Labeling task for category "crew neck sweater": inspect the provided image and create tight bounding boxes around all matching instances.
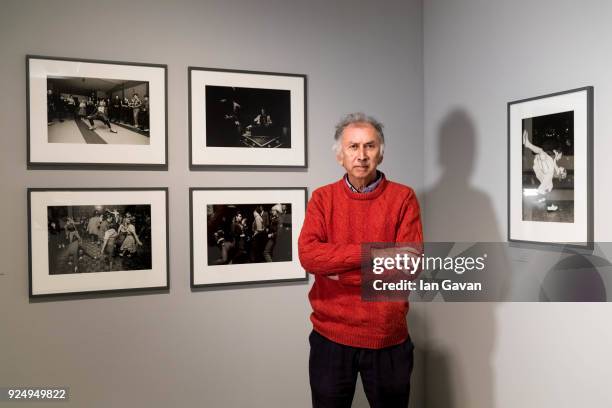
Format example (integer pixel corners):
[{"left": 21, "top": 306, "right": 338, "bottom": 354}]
[{"left": 298, "top": 176, "right": 423, "bottom": 349}]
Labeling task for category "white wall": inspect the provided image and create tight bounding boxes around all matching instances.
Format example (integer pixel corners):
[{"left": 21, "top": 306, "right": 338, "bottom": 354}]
[
  {"left": 0, "top": 0, "right": 424, "bottom": 407},
  {"left": 423, "top": 0, "right": 612, "bottom": 407}
]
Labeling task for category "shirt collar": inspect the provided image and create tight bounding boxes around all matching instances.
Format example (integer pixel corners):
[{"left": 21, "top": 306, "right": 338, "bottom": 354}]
[{"left": 344, "top": 171, "right": 383, "bottom": 193}]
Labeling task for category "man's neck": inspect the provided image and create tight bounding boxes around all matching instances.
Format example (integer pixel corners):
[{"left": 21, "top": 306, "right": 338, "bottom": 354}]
[{"left": 346, "top": 171, "right": 380, "bottom": 192}]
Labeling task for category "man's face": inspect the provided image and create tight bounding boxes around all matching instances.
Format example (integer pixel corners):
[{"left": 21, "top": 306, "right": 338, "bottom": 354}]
[{"left": 337, "top": 123, "right": 383, "bottom": 183}]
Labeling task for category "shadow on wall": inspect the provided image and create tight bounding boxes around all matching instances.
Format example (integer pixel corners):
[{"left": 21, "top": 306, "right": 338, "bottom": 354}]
[
  {"left": 539, "top": 252, "right": 608, "bottom": 301},
  {"left": 416, "top": 109, "right": 607, "bottom": 408},
  {"left": 420, "top": 109, "right": 502, "bottom": 408}
]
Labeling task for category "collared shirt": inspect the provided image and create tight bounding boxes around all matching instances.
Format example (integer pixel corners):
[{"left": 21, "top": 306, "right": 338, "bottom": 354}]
[{"left": 344, "top": 170, "right": 384, "bottom": 193}]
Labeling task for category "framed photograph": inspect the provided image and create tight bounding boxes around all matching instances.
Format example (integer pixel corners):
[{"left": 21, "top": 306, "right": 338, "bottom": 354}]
[
  {"left": 190, "top": 187, "right": 308, "bottom": 287},
  {"left": 189, "top": 67, "right": 307, "bottom": 167},
  {"left": 27, "top": 55, "right": 167, "bottom": 168},
  {"left": 508, "top": 86, "right": 593, "bottom": 248},
  {"left": 28, "top": 188, "right": 169, "bottom": 297}
]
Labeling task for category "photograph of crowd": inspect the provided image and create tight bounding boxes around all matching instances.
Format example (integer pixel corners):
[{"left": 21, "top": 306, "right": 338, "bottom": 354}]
[
  {"left": 522, "top": 110, "right": 574, "bottom": 223},
  {"left": 47, "top": 204, "right": 152, "bottom": 274},
  {"left": 206, "top": 203, "right": 292, "bottom": 265},
  {"left": 47, "top": 76, "right": 151, "bottom": 145},
  {"left": 205, "top": 85, "right": 291, "bottom": 149}
]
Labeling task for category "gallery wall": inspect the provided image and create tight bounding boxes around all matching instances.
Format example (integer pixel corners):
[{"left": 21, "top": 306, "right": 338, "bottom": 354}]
[
  {"left": 0, "top": 0, "right": 424, "bottom": 407},
  {"left": 422, "top": 0, "right": 612, "bottom": 407}
]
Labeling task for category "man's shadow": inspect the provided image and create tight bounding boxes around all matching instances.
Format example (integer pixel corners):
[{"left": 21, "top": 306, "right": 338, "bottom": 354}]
[
  {"left": 417, "top": 109, "right": 504, "bottom": 408},
  {"left": 353, "top": 110, "right": 507, "bottom": 407}
]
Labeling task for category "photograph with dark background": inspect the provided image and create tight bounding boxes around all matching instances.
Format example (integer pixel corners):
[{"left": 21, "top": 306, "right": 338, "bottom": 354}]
[
  {"left": 522, "top": 110, "right": 574, "bottom": 223},
  {"left": 205, "top": 85, "right": 291, "bottom": 149},
  {"left": 206, "top": 203, "right": 292, "bottom": 265}
]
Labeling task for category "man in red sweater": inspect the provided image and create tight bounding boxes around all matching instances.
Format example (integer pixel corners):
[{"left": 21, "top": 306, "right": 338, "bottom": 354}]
[{"left": 298, "top": 112, "right": 422, "bottom": 408}]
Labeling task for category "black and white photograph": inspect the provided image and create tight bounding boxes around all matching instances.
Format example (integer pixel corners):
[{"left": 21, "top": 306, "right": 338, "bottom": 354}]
[
  {"left": 47, "top": 76, "right": 151, "bottom": 145},
  {"left": 189, "top": 67, "right": 306, "bottom": 167},
  {"left": 206, "top": 203, "right": 292, "bottom": 265},
  {"left": 28, "top": 188, "right": 168, "bottom": 297},
  {"left": 522, "top": 111, "right": 574, "bottom": 223},
  {"left": 508, "top": 87, "right": 593, "bottom": 247},
  {"left": 27, "top": 56, "right": 167, "bottom": 167},
  {"left": 191, "top": 188, "right": 307, "bottom": 287},
  {"left": 206, "top": 85, "right": 290, "bottom": 148},
  {"left": 47, "top": 204, "right": 152, "bottom": 274}
]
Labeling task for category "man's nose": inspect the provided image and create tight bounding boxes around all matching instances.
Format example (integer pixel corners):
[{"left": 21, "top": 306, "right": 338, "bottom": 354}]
[{"left": 357, "top": 147, "right": 368, "bottom": 160}]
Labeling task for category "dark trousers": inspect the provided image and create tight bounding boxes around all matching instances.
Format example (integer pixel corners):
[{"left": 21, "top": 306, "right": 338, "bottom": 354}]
[
  {"left": 139, "top": 110, "right": 149, "bottom": 131},
  {"left": 309, "top": 330, "right": 414, "bottom": 408},
  {"left": 88, "top": 112, "right": 111, "bottom": 129},
  {"left": 111, "top": 105, "right": 121, "bottom": 122}
]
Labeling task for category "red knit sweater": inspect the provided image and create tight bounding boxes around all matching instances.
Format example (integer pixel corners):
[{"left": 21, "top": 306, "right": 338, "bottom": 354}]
[{"left": 298, "top": 176, "right": 423, "bottom": 349}]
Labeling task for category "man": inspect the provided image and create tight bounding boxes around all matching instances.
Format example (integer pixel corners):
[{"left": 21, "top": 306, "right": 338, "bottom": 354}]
[
  {"left": 111, "top": 95, "right": 122, "bottom": 123},
  {"left": 231, "top": 211, "right": 249, "bottom": 263},
  {"left": 213, "top": 229, "right": 236, "bottom": 265},
  {"left": 87, "top": 98, "right": 117, "bottom": 133},
  {"left": 47, "top": 89, "right": 55, "bottom": 125},
  {"left": 66, "top": 95, "right": 76, "bottom": 120},
  {"left": 130, "top": 93, "right": 142, "bottom": 129},
  {"left": 253, "top": 107, "right": 272, "bottom": 127},
  {"left": 121, "top": 96, "right": 131, "bottom": 124},
  {"left": 140, "top": 95, "right": 150, "bottom": 132},
  {"left": 263, "top": 204, "right": 282, "bottom": 262},
  {"left": 298, "top": 112, "right": 422, "bottom": 408},
  {"left": 54, "top": 92, "right": 65, "bottom": 123},
  {"left": 250, "top": 206, "right": 267, "bottom": 262},
  {"left": 522, "top": 129, "right": 566, "bottom": 212}
]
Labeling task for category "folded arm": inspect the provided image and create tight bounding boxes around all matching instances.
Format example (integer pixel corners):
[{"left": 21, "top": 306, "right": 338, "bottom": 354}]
[{"left": 298, "top": 191, "right": 363, "bottom": 276}]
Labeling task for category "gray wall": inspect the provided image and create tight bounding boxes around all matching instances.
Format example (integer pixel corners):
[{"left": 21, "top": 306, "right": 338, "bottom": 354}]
[
  {"left": 0, "top": 0, "right": 424, "bottom": 407},
  {"left": 423, "top": 0, "right": 612, "bottom": 407}
]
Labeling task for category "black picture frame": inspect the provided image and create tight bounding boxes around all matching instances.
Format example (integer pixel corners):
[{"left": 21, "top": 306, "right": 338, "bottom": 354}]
[
  {"left": 507, "top": 86, "right": 593, "bottom": 249},
  {"left": 188, "top": 66, "right": 308, "bottom": 169},
  {"left": 190, "top": 187, "right": 309, "bottom": 288},
  {"left": 26, "top": 55, "right": 168, "bottom": 170},
  {"left": 28, "top": 187, "right": 170, "bottom": 298}
]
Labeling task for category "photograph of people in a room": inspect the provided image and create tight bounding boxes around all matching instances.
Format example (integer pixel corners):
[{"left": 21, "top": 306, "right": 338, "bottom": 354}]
[
  {"left": 46, "top": 76, "right": 151, "bottom": 145},
  {"left": 47, "top": 204, "right": 152, "bottom": 274},
  {"left": 522, "top": 110, "right": 574, "bottom": 223},
  {"left": 206, "top": 203, "right": 292, "bottom": 265},
  {"left": 205, "top": 85, "right": 291, "bottom": 148}
]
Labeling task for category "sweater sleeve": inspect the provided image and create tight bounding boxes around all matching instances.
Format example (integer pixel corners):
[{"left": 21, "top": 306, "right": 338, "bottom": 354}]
[
  {"left": 393, "top": 189, "right": 424, "bottom": 282},
  {"left": 298, "top": 189, "right": 363, "bottom": 275},
  {"left": 396, "top": 189, "right": 423, "bottom": 244}
]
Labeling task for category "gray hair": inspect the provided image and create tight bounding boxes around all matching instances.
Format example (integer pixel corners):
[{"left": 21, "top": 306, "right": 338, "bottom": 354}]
[{"left": 332, "top": 112, "right": 385, "bottom": 156}]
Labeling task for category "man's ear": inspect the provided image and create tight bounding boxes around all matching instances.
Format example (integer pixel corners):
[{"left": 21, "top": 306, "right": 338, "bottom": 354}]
[
  {"left": 378, "top": 155, "right": 384, "bottom": 165},
  {"left": 336, "top": 152, "right": 344, "bottom": 165}
]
